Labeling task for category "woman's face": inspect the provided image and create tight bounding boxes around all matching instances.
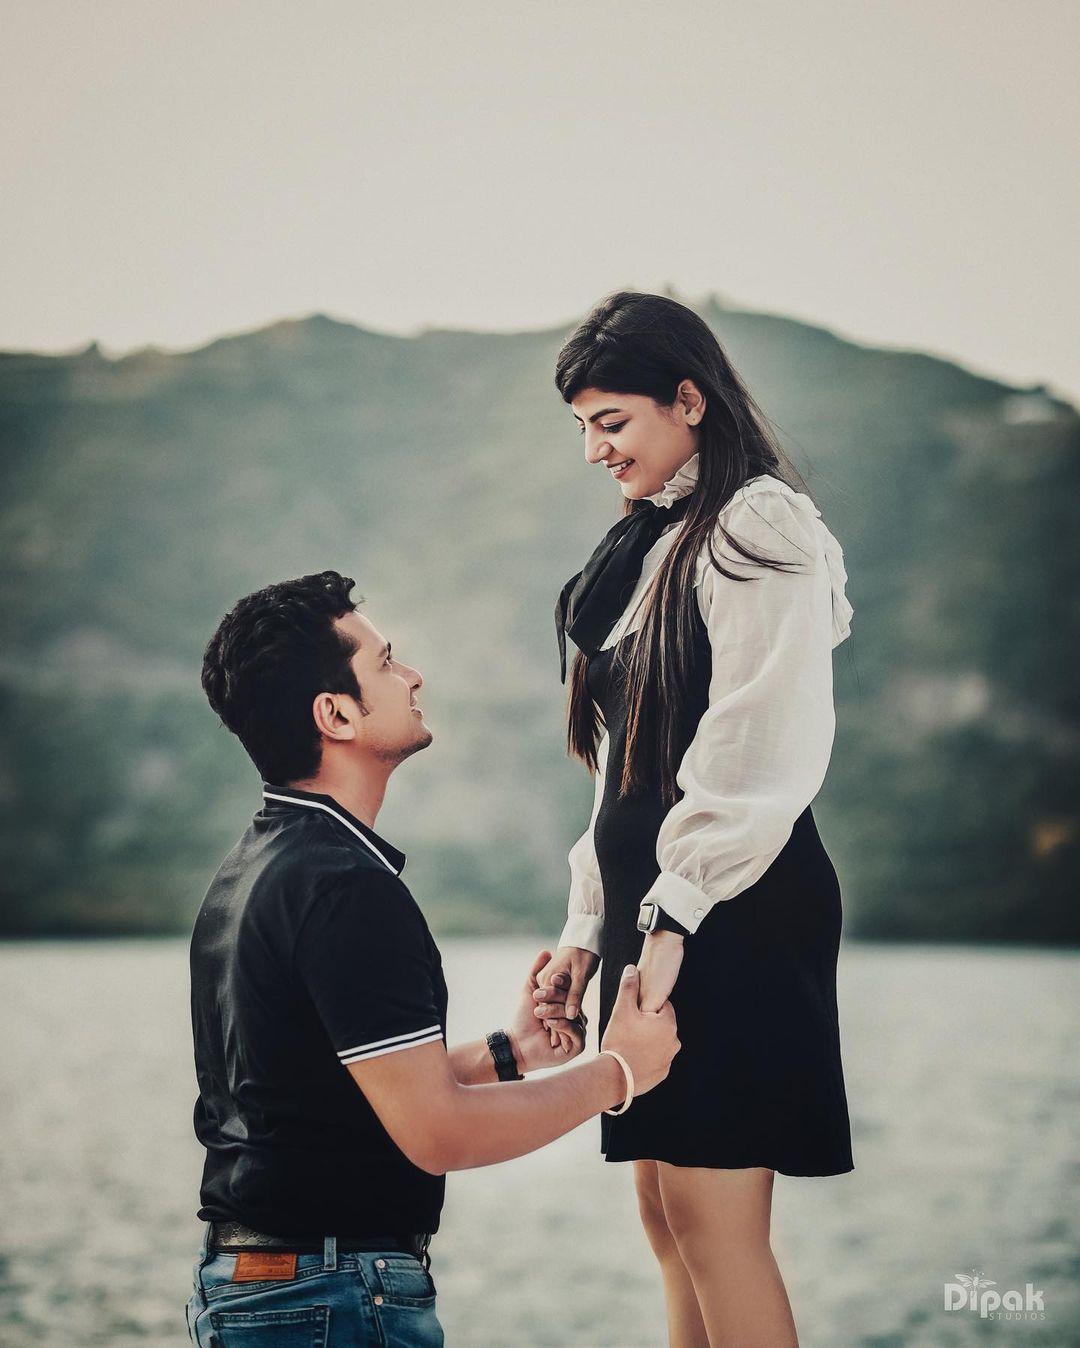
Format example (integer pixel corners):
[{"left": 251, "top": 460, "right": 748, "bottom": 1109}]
[{"left": 570, "top": 382, "right": 705, "bottom": 501}]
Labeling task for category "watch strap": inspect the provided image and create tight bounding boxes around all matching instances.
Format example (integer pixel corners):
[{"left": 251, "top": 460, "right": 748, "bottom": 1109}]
[
  {"left": 653, "top": 906, "right": 692, "bottom": 937},
  {"left": 486, "top": 1029, "right": 523, "bottom": 1081}
]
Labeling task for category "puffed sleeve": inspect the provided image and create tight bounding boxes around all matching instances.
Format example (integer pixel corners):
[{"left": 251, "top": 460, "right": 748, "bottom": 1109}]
[
  {"left": 642, "top": 483, "right": 846, "bottom": 934},
  {"left": 557, "top": 729, "right": 609, "bottom": 955}
]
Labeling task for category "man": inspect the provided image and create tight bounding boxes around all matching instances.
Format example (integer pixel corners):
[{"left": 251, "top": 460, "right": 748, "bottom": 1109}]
[{"left": 185, "top": 570, "right": 679, "bottom": 1346}]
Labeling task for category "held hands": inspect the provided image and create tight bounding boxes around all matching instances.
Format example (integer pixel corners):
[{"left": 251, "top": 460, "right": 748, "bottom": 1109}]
[
  {"left": 528, "top": 939, "right": 682, "bottom": 1101},
  {"left": 533, "top": 946, "right": 600, "bottom": 1054},
  {"left": 530, "top": 935, "right": 684, "bottom": 1042},
  {"left": 509, "top": 950, "right": 587, "bottom": 1072}
]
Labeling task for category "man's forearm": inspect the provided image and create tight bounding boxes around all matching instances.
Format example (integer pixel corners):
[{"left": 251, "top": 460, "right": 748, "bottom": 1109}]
[
  {"left": 448, "top": 1036, "right": 517, "bottom": 1086},
  {"left": 433, "top": 1054, "right": 624, "bottom": 1171}
]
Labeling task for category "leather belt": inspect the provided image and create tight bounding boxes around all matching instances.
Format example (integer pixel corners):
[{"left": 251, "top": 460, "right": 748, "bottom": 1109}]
[{"left": 209, "top": 1220, "right": 432, "bottom": 1266}]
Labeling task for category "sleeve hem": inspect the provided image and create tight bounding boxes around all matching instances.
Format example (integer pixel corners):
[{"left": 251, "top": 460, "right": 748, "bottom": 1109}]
[
  {"left": 558, "top": 913, "right": 604, "bottom": 956},
  {"left": 643, "top": 872, "right": 713, "bottom": 936},
  {"left": 337, "top": 1024, "right": 444, "bottom": 1065}
]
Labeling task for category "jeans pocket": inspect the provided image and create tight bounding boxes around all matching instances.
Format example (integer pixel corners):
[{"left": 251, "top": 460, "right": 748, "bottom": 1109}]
[
  {"left": 204, "top": 1304, "right": 329, "bottom": 1347},
  {"left": 373, "top": 1254, "right": 436, "bottom": 1306}
]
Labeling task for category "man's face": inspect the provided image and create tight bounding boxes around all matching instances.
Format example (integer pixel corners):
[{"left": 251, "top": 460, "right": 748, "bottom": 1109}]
[{"left": 336, "top": 610, "right": 432, "bottom": 764}]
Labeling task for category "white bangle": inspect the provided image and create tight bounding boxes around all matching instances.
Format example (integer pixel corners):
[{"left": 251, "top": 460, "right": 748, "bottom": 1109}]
[{"left": 599, "top": 1049, "right": 634, "bottom": 1116}]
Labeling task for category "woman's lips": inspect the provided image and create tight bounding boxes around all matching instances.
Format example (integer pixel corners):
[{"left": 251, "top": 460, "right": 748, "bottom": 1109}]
[{"left": 610, "top": 459, "right": 635, "bottom": 479}]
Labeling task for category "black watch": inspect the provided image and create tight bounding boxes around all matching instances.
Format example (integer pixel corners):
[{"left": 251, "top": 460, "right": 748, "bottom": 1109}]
[
  {"left": 636, "top": 900, "right": 691, "bottom": 938},
  {"left": 486, "top": 1029, "right": 524, "bottom": 1081}
]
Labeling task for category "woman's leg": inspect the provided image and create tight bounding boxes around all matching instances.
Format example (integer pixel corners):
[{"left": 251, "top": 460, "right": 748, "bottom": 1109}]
[
  {"left": 656, "top": 1164, "right": 799, "bottom": 1348},
  {"left": 633, "top": 1160, "right": 710, "bottom": 1348}
]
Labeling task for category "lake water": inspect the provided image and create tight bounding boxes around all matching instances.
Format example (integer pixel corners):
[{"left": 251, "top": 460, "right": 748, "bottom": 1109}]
[{"left": 1, "top": 938, "right": 1077, "bottom": 1347}]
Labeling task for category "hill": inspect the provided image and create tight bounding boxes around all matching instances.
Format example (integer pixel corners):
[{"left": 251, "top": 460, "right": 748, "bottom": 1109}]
[{"left": 1, "top": 299, "right": 1076, "bottom": 941}]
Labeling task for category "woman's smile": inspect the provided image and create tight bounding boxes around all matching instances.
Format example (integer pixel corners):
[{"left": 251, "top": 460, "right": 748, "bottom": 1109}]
[{"left": 609, "top": 458, "right": 636, "bottom": 479}]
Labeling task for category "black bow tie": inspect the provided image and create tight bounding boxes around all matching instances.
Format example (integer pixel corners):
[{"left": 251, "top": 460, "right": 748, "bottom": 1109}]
[{"left": 555, "top": 494, "right": 693, "bottom": 683}]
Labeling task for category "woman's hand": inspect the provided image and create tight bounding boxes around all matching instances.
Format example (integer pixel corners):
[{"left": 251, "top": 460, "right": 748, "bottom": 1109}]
[
  {"left": 534, "top": 946, "right": 599, "bottom": 1023},
  {"left": 510, "top": 950, "right": 586, "bottom": 1071},
  {"left": 533, "top": 945, "right": 600, "bottom": 1053},
  {"left": 637, "top": 930, "right": 685, "bottom": 1012}
]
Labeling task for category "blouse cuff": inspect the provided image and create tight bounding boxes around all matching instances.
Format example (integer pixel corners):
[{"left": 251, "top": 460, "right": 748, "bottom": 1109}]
[
  {"left": 558, "top": 913, "right": 604, "bottom": 956},
  {"left": 642, "top": 872, "right": 712, "bottom": 936}
]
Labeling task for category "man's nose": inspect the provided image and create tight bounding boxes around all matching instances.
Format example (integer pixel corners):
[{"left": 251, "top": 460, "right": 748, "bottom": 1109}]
[{"left": 408, "top": 665, "right": 424, "bottom": 691}]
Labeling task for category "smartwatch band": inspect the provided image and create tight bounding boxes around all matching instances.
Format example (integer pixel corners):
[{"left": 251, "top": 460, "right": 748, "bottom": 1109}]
[{"left": 655, "top": 907, "right": 692, "bottom": 937}]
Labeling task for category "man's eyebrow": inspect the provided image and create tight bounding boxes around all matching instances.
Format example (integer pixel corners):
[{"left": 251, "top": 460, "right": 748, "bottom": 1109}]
[{"left": 573, "top": 407, "right": 624, "bottom": 424}]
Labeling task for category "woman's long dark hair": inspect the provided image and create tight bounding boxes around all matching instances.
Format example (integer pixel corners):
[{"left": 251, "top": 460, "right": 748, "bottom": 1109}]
[{"left": 556, "top": 291, "right": 813, "bottom": 804}]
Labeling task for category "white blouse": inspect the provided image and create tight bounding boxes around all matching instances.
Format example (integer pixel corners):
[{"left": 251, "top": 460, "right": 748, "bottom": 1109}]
[{"left": 558, "top": 453, "right": 854, "bottom": 954}]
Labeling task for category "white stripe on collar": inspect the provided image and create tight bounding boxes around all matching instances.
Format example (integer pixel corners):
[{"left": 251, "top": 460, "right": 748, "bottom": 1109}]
[{"left": 262, "top": 791, "right": 404, "bottom": 876}]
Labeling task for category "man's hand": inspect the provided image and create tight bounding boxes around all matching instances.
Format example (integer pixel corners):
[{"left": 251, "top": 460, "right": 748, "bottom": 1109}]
[
  {"left": 637, "top": 930, "right": 685, "bottom": 1013},
  {"left": 533, "top": 945, "right": 600, "bottom": 1053},
  {"left": 510, "top": 950, "right": 586, "bottom": 1071},
  {"left": 600, "top": 965, "right": 680, "bottom": 1096}
]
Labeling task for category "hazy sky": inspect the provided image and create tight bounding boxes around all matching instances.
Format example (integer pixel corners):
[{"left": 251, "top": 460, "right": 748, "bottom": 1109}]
[{"left": 4, "top": 0, "right": 1078, "bottom": 402}]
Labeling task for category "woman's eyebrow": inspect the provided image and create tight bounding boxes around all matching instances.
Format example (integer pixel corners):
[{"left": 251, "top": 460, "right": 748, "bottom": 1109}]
[{"left": 574, "top": 407, "right": 623, "bottom": 424}]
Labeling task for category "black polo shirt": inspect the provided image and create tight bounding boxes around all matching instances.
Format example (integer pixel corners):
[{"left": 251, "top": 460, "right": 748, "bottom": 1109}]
[{"left": 189, "top": 782, "right": 448, "bottom": 1236}]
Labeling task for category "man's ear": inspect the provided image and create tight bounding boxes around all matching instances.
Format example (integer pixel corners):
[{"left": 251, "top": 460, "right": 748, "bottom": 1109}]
[{"left": 311, "top": 693, "right": 359, "bottom": 743}]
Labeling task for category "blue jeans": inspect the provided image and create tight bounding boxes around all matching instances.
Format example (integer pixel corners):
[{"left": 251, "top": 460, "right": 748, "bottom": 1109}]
[{"left": 185, "top": 1223, "right": 444, "bottom": 1347}]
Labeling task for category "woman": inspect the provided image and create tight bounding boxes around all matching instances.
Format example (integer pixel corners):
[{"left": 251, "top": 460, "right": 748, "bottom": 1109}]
[{"left": 534, "top": 292, "right": 855, "bottom": 1348}]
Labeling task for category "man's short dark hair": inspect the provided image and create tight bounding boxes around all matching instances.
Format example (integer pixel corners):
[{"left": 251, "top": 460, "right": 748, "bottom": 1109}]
[{"left": 202, "top": 570, "right": 363, "bottom": 783}]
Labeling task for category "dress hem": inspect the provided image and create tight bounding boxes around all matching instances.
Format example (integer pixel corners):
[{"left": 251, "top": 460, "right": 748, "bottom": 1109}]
[{"left": 601, "top": 1151, "right": 855, "bottom": 1178}]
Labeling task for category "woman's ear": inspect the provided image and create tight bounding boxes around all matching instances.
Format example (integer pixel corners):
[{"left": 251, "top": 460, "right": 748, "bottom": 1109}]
[{"left": 677, "top": 379, "right": 706, "bottom": 427}]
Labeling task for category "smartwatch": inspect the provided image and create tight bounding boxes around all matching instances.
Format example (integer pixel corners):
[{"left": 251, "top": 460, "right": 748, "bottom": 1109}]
[
  {"left": 486, "top": 1029, "right": 524, "bottom": 1081},
  {"left": 636, "top": 900, "right": 691, "bottom": 938}
]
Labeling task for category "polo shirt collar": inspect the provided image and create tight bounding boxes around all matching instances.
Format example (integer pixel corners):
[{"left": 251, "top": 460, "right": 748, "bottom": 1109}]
[{"left": 260, "top": 782, "right": 407, "bottom": 876}]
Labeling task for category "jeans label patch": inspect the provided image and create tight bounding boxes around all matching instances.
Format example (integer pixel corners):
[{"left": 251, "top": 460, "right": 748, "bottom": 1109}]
[{"left": 231, "top": 1252, "right": 298, "bottom": 1281}]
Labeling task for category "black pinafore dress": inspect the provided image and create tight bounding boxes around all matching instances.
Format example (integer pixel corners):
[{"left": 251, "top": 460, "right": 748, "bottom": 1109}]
[{"left": 590, "top": 599, "right": 854, "bottom": 1175}]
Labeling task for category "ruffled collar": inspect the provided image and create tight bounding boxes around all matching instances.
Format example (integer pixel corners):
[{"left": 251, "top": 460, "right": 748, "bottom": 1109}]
[{"left": 645, "top": 452, "right": 700, "bottom": 507}]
